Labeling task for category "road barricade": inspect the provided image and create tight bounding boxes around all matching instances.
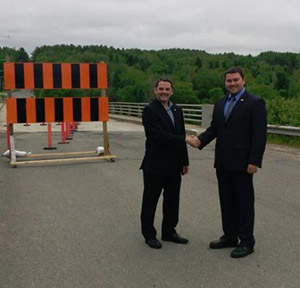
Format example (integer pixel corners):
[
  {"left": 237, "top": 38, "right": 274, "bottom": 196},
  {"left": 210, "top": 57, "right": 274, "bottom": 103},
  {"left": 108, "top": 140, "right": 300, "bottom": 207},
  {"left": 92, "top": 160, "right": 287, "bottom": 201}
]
[{"left": 3, "top": 62, "right": 115, "bottom": 167}]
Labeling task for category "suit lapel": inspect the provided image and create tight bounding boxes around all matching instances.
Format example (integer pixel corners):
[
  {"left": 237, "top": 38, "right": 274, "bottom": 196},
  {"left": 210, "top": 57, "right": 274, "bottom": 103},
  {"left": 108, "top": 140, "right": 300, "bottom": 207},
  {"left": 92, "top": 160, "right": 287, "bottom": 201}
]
[
  {"left": 171, "top": 105, "right": 180, "bottom": 132},
  {"left": 154, "top": 99, "right": 175, "bottom": 131}
]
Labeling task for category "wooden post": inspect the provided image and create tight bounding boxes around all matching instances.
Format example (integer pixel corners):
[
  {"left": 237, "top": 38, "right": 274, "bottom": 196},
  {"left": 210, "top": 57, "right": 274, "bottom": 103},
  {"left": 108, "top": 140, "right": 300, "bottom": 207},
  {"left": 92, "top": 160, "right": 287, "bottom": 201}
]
[
  {"left": 9, "top": 133, "right": 17, "bottom": 168},
  {"left": 6, "top": 125, "right": 10, "bottom": 150},
  {"left": 101, "top": 88, "right": 110, "bottom": 156}
]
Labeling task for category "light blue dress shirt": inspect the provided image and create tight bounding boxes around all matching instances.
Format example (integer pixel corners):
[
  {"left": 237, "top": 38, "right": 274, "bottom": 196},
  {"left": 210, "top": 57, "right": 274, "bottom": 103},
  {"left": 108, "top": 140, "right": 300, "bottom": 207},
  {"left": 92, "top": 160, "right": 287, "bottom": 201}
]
[{"left": 224, "top": 88, "right": 245, "bottom": 117}]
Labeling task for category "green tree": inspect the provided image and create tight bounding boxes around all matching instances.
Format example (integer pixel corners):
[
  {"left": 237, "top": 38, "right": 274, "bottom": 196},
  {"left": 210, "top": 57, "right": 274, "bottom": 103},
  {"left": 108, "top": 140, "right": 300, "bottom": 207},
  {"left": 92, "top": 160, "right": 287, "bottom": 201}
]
[
  {"left": 195, "top": 56, "right": 202, "bottom": 69},
  {"left": 275, "top": 71, "right": 289, "bottom": 91},
  {"left": 172, "top": 82, "right": 199, "bottom": 104},
  {"left": 16, "top": 47, "right": 29, "bottom": 62},
  {"left": 192, "top": 70, "right": 223, "bottom": 100}
]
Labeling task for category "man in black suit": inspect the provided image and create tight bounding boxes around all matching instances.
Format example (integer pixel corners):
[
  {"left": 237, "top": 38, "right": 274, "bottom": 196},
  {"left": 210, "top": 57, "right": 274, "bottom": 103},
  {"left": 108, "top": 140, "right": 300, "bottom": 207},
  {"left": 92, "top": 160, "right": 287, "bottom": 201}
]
[
  {"left": 140, "top": 77, "right": 193, "bottom": 249},
  {"left": 189, "top": 67, "right": 267, "bottom": 258}
]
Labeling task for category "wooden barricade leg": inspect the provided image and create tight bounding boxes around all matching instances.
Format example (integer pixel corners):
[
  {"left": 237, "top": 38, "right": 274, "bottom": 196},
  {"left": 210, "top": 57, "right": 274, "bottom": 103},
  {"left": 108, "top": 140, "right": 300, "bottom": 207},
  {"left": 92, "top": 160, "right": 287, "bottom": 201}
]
[
  {"left": 101, "top": 87, "right": 114, "bottom": 162},
  {"left": 103, "top": 121, "right": 109, "bottom": 156},
  {"left": 9, "top": 124, "right": 17, "bottom": 168},
  {"left": 6, "top": 124, "right": 10, "bottom": 150}
]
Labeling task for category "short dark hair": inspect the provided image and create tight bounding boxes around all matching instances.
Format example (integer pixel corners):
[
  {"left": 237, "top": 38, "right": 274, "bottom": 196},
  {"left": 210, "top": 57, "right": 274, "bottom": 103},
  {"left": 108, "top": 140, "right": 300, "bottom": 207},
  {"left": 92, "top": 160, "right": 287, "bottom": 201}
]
[
  {"left": 154, "top": 76, "right": 173, "bottom": 89},
  {"left": 224, "top": 67, "right": 245, "bottom": 79}
]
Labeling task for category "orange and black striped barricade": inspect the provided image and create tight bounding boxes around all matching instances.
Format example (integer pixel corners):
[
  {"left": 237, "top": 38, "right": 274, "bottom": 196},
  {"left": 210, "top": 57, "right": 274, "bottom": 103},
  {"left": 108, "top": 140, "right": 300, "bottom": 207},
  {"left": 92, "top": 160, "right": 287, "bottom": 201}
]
[
  {"left": 5, "top": 96, "right": 115, "bottom": 166},
  {"left": 4, "top": 61, "right": 115, "bottom": 167},
  {"left": 4, "top": 62, "right": 107, "bottom": 90}
]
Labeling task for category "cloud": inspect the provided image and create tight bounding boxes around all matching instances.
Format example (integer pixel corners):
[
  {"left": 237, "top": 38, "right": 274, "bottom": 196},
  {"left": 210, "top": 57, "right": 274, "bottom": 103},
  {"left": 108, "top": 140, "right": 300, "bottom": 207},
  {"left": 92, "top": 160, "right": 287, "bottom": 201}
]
[{"left": 1, "top": 0, "right": 300, "bottom": 55}]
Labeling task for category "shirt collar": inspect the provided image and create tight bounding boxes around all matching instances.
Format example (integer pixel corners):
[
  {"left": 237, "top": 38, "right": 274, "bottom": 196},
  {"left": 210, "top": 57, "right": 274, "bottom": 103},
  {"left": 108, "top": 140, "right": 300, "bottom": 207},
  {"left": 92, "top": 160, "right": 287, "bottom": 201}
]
[
  {"left": 159, "top": 100, "right": 173, "bottom": 110},
  {"left": 228, "top": 88, "right": 245, "bottom": 102}
]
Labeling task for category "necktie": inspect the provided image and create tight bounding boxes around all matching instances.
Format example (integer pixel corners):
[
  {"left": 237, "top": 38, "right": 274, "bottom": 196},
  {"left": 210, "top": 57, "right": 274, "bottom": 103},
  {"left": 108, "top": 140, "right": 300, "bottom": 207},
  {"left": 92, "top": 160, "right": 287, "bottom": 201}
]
[{"left": 225, "top": 96, "right": 236, "bottom": 121}]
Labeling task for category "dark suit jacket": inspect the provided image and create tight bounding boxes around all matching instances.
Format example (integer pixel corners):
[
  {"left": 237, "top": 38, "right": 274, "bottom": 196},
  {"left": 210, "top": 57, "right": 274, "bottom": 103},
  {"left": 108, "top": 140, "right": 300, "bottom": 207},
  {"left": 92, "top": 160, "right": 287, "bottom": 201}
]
[
  {"left": 140, "top": 98, "right": 189, "bottom": 175},
  {"left": 199, "top": 90, "right": 267, "bottom": 171}
]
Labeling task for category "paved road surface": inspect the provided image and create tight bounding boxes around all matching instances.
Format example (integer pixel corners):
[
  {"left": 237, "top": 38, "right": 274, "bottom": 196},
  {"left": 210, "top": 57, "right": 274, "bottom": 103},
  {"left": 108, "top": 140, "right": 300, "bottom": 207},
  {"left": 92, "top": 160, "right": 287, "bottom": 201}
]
[{"left": 0, "top": 111, "right": 300, "bottom": 287}]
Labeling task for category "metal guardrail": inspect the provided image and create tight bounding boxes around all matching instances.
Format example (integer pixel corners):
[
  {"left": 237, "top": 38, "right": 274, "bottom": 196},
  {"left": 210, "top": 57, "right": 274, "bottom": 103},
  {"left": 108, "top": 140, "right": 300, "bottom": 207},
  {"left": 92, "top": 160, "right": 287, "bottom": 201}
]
[
  {"left": 267, "top": 125, "right": 300, "bottom": 137},
  {"left": 109, "top": 101, "right": 300, "bottom": 137},
  {"left": 109, "top": 102, "right": 202, "bottom": 124},
  {"left": 109, "top": 102, "right": 147, "bottom": 118}
]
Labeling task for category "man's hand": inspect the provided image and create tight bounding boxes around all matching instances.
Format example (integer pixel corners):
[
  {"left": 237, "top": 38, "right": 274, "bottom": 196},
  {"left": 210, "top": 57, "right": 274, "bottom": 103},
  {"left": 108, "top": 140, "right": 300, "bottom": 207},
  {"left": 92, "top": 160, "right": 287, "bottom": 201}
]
[
  {"left": 185, "top": 135, "right": 201, "bottom": 148},
  {"left": 247, "top": 164, "right": 258, "bottom": 174}
]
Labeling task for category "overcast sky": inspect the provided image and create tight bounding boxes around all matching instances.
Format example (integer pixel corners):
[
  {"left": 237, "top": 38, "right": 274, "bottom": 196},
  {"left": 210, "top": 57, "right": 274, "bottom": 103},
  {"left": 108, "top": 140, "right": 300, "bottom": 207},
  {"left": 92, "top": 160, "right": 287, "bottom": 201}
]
[{"left": 1, "top": 0, "right": 300, "bottom": 56}]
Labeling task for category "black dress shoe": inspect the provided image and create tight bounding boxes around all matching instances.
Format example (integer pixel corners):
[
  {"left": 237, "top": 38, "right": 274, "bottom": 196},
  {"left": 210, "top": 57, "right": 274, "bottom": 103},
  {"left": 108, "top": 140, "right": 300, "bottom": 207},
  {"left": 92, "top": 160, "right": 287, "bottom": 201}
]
[
  {"left": 161, "top": 233, "right": 189, "bottom": 244},
  {"left": 145, "top": 238, "right": 162, "bottom": 249},
  {"left": 209, "top": 239, "right": 238, "bottom": 249},
  {"left": 231, "top": 246, "right": 254, "bottom": 258}
]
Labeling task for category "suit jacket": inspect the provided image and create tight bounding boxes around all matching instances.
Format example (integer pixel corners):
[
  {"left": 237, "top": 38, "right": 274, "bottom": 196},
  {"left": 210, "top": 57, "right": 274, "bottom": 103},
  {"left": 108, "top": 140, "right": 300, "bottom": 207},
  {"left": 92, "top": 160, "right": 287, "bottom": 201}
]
[
  {"left": 199, "top": 90, "right": 267, "bottom": 171},
  {"left": 140, "top": 98, "right": 189, "bottom": 175}
]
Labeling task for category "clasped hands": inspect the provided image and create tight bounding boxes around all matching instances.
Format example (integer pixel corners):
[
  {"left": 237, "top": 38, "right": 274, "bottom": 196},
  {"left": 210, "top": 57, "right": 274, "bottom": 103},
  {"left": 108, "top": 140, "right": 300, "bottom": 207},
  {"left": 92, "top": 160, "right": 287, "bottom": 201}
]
[{"left": 185, "top": 135, "right": 201, "bottom": 148}]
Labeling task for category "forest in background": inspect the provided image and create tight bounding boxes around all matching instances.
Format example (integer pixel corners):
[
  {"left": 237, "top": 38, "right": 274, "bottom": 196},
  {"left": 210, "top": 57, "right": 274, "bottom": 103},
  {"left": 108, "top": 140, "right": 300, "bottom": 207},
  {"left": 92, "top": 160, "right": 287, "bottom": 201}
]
[{"left": 1, "top": 45, "right": 300, "bottom": 126}]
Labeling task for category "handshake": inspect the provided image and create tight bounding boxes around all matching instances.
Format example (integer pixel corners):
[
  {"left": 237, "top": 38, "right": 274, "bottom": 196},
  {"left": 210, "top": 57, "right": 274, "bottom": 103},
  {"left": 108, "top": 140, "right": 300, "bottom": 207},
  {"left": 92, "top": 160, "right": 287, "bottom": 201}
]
[{"left": 185, "top": 135, "right": 201, "bottom": 148}]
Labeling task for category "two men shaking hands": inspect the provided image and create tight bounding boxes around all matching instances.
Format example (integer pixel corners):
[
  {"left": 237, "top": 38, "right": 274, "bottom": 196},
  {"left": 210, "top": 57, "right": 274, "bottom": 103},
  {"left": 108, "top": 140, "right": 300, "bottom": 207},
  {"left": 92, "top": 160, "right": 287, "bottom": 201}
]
[{"left": 185, "top": 135, "right": 201, "bottom": 148}]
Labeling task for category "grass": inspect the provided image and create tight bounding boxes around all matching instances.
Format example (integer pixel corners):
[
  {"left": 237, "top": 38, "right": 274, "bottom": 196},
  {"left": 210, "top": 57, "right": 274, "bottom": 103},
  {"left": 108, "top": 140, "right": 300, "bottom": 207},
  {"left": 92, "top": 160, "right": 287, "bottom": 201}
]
[{"left": 267, "top": 134, "right": 300, "bottom": 148}]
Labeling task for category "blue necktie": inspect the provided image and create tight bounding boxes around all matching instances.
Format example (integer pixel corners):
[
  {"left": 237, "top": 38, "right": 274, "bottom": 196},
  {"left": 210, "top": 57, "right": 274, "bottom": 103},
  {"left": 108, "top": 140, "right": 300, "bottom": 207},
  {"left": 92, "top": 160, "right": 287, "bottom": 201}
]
[{"left": 225, "top": 96, "right": 236, "bottom": 121}]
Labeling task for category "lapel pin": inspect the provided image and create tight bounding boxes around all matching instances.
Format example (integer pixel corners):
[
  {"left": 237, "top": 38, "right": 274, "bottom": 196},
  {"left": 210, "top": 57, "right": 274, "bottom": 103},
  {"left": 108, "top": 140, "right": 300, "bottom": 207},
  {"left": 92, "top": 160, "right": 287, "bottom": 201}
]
[{"left": 240, "top": 99, "right": 244, "bottom": 102}]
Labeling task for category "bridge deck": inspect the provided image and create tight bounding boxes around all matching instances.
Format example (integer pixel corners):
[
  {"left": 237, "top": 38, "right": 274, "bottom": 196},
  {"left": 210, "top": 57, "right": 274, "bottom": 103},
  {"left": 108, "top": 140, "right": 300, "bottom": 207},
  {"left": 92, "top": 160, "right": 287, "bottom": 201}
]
[{"left": 0, "top": 106, "right": 300, "bottom": 288}]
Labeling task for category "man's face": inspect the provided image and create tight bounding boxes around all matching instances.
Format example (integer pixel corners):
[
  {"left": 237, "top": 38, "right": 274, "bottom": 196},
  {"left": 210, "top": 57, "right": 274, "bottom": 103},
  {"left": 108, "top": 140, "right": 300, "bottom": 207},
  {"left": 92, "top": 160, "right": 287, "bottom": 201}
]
[
  {"left": 154, "top": 81, "right": 173, "bottom": 104},
  {"left": 225, "top": 72, "right": 245, "bottom": 94}
]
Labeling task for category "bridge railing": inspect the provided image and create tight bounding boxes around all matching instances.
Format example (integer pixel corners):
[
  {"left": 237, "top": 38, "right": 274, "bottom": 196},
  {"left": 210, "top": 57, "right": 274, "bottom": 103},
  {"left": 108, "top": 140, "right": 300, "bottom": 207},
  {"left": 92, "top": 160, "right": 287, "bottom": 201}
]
[
  {"left": 108, "top": 102, "right": 203, "bottom": 124},
  {"left": 109, "top": 102, "right": 147, "bottom": 118},
  {"left": 109, "top": 101, "right": 300, "bottom": 137}
]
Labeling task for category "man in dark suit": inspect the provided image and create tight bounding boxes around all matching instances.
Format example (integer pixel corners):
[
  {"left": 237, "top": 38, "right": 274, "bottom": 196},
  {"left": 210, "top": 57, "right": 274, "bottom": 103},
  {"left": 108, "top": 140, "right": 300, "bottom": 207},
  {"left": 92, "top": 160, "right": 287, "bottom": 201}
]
[
  {"left": 189, "top": 67, "right": 267, "bottom": 258},
  {"left": 140, "top": 76, "right": 193, "bottom": 249}
]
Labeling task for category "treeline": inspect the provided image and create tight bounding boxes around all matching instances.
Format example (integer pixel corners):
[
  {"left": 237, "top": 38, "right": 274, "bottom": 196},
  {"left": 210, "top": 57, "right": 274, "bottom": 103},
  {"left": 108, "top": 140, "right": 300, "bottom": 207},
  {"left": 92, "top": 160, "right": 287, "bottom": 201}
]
[{"left": 1, "top": 45, "right": 300, "bottom": 126}]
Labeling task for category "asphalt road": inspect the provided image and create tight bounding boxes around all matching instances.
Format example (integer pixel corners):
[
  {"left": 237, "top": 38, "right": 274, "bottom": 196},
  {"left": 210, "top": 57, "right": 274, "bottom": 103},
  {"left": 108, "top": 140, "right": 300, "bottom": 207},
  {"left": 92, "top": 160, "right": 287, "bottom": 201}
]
[{"left": 0, "top": 120, "right": 300, "bottom": 288}]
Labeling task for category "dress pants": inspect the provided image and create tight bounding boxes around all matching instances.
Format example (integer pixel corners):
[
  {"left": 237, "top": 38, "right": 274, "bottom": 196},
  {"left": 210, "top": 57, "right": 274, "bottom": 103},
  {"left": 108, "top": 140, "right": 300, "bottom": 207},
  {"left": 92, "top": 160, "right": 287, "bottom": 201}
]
[
  {"left": 216, "top": 167, "right": 255, "bottom": 248},
  {"left": 141, "top": 171, "right": 182, "bottom": 240}
]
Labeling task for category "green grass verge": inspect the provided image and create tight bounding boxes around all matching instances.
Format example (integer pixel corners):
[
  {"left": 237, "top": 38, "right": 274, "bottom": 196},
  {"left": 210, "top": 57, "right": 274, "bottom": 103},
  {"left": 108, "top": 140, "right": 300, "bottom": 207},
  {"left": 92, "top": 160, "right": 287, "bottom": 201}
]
[{"left": 267, "top": 134, "right": 300, "bottom": 148}]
